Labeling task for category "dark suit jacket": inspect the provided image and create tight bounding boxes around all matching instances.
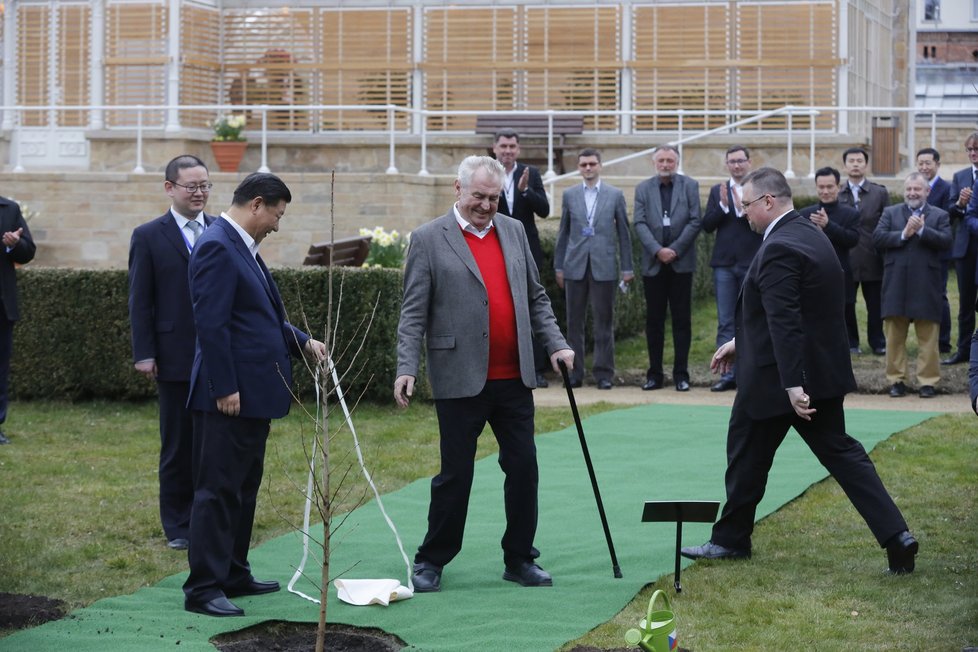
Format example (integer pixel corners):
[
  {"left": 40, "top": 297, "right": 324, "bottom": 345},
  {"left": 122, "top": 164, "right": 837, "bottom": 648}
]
[
  {"left": 948, "top": 167, "right": 977, "bottom": 259},
  {"left": 702, "top": 181, "right": 761, "bottom": 269},
  {"left": 735, "top": 211, "right": 856, "bottom": 420},
  {"left": 497, "top": 162, "right": 549, "bottom": 269},
  {"left": 128, "top": 211, "right": 215, "bottom": 382},
  {"left": 873, "top": 203, "right": 951, "bottom": 322},
  {"left": 798, "top": 201, "right": 859, "bottom": 275},
  {"left": 187, "top": 217, "right": 309, "bottom": 419},
  {"left": 927, "top": 177, "right": 953, "bottom": 261},
  {"left": 0, "top": 198, "right": 35, "bottom": 322},
  {"left": 838, "top": 179, "right": 889, "bottom": 282},
  {"left": 633, "top": 174, "right": 702, "bottom": 276}
]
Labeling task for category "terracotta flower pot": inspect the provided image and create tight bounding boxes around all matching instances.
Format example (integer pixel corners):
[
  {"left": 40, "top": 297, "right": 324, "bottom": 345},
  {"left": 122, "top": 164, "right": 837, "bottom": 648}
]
[{"left": 210, "top": 141, "right": 247, "bottom": 172}]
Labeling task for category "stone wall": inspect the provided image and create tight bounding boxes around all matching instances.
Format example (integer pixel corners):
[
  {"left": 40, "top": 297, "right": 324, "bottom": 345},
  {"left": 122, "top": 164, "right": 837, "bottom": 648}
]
[{"left": 7, "top": 123, "right": 978, "bottom": 270}]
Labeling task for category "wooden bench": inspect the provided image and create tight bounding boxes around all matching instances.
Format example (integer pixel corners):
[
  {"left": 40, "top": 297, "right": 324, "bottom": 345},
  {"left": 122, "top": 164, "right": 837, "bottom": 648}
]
[
  {"left": 475, "top": 114, "right": 585, "bottom": 175},
  {"left": 302, "top": 235, "right": 372, "bottom": 267}
]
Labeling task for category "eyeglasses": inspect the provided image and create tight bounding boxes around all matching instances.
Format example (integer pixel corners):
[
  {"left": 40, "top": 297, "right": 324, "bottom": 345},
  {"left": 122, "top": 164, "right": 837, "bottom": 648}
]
[
  {"left": 740, "top": 194, "right": 772, "bottom": 211},
  {"left": 169, "top": 181, "right": 213, "bottom": 194},
  {"left": 726, "top": 158, "right": 749, "bottom": 165},
  {"left": 967, "top": 147, "right": 978, "bottom": 153}
]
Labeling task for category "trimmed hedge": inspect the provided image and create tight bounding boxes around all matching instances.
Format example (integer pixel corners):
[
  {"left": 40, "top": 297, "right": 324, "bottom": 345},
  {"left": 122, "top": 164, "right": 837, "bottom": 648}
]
[{"left": 11, "top": 229, "right": 718, "bottom": 402}]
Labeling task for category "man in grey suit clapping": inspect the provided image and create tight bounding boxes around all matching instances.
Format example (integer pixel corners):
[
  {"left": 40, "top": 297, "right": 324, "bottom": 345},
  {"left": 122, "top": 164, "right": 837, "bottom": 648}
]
[
  {"left": 554, "top": 148, "right": 634, "bottom": 390},
  {"left": 394, "top": 156, "right": 574, "bottom": 593}
]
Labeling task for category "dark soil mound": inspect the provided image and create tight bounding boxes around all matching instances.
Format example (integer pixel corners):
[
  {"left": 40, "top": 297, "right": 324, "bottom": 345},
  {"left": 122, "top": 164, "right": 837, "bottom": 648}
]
[
  {"left": 0, "top": 593, "right": 67, "bottom": 630},
  {"left": 213, "top": 620, "right": 405, "bottom": 651}
]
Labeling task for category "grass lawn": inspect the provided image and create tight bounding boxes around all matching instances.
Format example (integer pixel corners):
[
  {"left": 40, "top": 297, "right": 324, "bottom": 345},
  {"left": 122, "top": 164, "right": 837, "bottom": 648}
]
[{"left": 1, "top": 397, "right": 975, "bottom": 649}]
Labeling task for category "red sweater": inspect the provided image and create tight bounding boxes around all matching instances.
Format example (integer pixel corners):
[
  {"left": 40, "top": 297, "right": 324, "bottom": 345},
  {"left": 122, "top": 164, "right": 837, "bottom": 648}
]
[{"left": 462, "top": 228, "right": 521, "bottom": 380}]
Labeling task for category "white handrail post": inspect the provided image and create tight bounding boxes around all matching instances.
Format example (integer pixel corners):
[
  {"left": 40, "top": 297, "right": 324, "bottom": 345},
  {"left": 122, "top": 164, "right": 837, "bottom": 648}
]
[
  {"left": 386, "top": 105, "right": 398, "bottom": 174},
  {"left": 133, "top": 106, "right": 146, "bottom": 173},
  {"left": 418, "top": 110, "right": 429, "bottom": 176},
  {"left": 544, "top": 111, "right": 556, "bottom": 180},
  {"left": 258, "top": 106, "right": 270, "bottom": 173},
  {"left": 808, "top": 109, "right": 817, "bottom": 178},
  {"left": 676, "top": 110, "right": 684, "bottom": 175},
  {"left": 784, "top": 108, "right": 796, "bottom": 179},
  {"left": 12, "top": 110, "right": 24, "bottom": 173},
  {"left": 930, "top": 112, "right": 937, "bottom": 149}
]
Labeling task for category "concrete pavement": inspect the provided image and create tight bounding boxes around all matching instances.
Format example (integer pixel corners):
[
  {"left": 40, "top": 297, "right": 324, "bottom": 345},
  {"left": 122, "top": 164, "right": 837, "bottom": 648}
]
[{"left": 532, "top": 381, "right": 973, "bottom": 414}]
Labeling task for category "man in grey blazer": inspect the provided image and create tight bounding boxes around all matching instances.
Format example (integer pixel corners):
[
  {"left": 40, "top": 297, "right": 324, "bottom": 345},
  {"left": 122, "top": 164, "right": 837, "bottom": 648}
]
[
  {"left": 394, "top": 156, "right": 574, "bottom": 593},
  {"left": 554, "top": 148, "right": 634, "bottom": 389},
  {"left": 633, "top": 145, "right": 702, "bottom": 391},
  {"left": 873, "top": 172, "right": 952, "bottom": 398}
]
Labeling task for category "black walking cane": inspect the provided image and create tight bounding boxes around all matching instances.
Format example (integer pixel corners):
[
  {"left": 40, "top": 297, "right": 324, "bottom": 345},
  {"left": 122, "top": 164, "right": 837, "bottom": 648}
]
[{"left": 557, "top": 359, "right": 623, "bottom": 578}]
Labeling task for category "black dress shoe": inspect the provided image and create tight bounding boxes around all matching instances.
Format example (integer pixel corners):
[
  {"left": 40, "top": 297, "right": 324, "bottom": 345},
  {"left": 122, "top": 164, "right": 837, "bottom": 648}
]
[
  {"left": 885, "top": 530, "right": 918, "bottom": 574},
  {"left": 166, "top": 538, "right": 189, "bottom": 550},
  {"left": 849, "top": 346, "right": 863, "bottom": 354},
  {"left": 535, "top": 374, "right": 549, "bottom": 388},
  {"left": 412, "top": 562, "right": 442, "bottom": 593},
  {"left": 596, "top": 379, "right": 613, "bottom": 390},
  {"left": 185, "top": 596, "right": 244, "bottom": 617},
  {"left": 225, "top": 578, "right": 280, "bottom": 598},
  {"left": 675, "top": 380, "right": 690, "bottom": 392},
  {"left": 680, "top": 541, "right": 751, "bottom": 560},
  {"left": 942, "top": 351, "right": 968, "bottom": 365},
  {"left": 711, "top": 378, "right": 736, "bottom": 392},
  {"left": 566, "top": 379, "right": 583, "bottom": 389},
  {"left": 502, "top": 561, "right": 553, "bottom": 587},
  {"left": 888, "top": 382, "right": 907, "bottom": 398},
  {"left": 872, "top": 347, "right": 886, "bottom": 355},
  {"left": 0, "top": 431, "right": 9, "bottom": 445},
  {"left": 918, "top": 385, "right": 936, "bottom": 399},
  {"left": 641, "top": 378, "right": 661, "bottom": 391}
]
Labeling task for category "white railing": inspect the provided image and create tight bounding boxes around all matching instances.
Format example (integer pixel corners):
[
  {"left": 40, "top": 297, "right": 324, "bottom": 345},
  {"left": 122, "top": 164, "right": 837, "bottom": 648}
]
[{"left": 2, "top": 103, "right": 975, "bottom": 176}]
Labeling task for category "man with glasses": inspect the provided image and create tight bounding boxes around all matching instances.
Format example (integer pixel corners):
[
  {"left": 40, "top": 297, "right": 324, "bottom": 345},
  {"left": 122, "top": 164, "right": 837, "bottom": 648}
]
[
  {"left": 942, "top": 132, "right": 978, "bottom": 365},
  {"left": 702, "top": 145, "right": 761, "bottom": 392},
  {"left": 128, "top": 154, "right": 215, "bottom": 551},
  {"left": 681, "top": 167, "right": 918, "bottom": 575},
  {"left": 554, "top": 148, "right": 634, "bottom": 389}
]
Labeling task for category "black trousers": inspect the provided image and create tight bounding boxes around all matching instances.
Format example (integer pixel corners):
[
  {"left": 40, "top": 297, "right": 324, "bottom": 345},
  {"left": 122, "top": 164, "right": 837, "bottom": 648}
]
[
  {"left": 642, "top": 268, "right": 693, "bottom": 384},
  {"left": 0, "top": 317, "right": 12, "bottom": 425},
  {"left": 846, "top": 280, "right": 885, "bottom": 351},
  {"left": 954, "top": 244, "right": 978, "bottom": 356},
  {"left": 712, "top": 396, "right": 908, "bottom": 551},
  {"left": 157, "top": 380, "right": 195, "bottom": 541},
  {"left": 184, "top": 410, "right": 270, "bottom": 603},
  {"left": 416, "top": 379, "right": 538, "bottom": 569}
]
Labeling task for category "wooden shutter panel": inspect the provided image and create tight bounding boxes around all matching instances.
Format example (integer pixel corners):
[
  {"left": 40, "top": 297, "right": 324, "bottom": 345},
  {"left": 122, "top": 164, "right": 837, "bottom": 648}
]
[
  {"left": 423, "top": 7, "right": 518, "bottom": 131},
  {"left": 320, "top": 8, "right": 411, "bottom": 132},
  {"left": 105, "top": 2, "right": 167, "bottom": 127},
  {"left": 180, "top": 3, "right": 221, "bottom": 130},
  {"left": 17, "top": 4, "right": 49, "bottom": 127},
  {"left": 222, "top": 8, "right": 315, "bottom": 132}
]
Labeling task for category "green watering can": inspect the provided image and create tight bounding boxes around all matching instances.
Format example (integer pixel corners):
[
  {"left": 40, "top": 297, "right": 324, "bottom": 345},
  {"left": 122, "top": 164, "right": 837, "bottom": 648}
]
[{"left": 624, "top": 589, "right": 678, "bottom": 652}]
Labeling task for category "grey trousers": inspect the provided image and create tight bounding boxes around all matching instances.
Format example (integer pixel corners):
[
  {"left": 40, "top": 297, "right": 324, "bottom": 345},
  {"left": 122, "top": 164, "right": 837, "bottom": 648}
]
[{"left": 565, "top": 273, "right": 617, "bottom": 383}]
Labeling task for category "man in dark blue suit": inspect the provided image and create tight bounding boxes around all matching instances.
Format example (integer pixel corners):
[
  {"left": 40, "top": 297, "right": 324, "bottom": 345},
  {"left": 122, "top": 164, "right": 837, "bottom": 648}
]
[
  {"left": 0, "top": 196, "right": 36, "bottom": 445},
  {"left": 943, "top": 131, "right": 978, "bottom": 365},
  {"left": 916, "top": 148, "right": 953, "bottom": 354},
  {"left": 183, "top": 173, "right": 325, "bottom": 617},
  {"left": 681, "top": 168, "right": 917, "bottom": 575},
  {"left": 128, "top": 155, "right": 215, "bottom": 550}
]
